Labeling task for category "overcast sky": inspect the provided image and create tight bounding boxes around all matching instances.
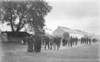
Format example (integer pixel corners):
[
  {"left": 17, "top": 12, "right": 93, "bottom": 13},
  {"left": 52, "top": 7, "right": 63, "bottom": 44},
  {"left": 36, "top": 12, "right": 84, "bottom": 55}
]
[
  {"left": 45, "top": 0, "right": 100, "bottom": 35},
  {"left": 0, "top": 0, "right": 100, "bottom": 35}
]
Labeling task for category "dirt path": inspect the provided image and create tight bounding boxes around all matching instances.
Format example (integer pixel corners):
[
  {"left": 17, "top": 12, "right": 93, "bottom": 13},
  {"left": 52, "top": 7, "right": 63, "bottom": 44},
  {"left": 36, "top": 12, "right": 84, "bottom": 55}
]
[{"left": 0, "top": 42, "right": 100, "bottom": 62}]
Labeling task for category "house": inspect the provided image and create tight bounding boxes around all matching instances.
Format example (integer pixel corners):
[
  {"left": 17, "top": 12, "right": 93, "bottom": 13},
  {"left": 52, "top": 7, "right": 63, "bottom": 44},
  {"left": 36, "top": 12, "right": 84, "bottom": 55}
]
[{"left": 52, "top": 26, "right": 85, "bottom": 38}]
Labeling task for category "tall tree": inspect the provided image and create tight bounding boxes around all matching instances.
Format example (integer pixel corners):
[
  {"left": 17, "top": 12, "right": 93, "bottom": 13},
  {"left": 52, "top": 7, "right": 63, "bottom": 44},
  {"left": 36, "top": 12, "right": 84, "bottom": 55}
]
[{"left": 0, "top": 0, "right": 52, "bottom": 33}]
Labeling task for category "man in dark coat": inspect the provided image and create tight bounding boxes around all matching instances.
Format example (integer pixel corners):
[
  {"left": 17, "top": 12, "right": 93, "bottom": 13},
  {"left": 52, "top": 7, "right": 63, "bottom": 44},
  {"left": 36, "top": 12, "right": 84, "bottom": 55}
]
[
  {"left": 44, "top": 36, "right": 50, "bottom": 49},
  {"left": 62, "top": 38, "right": 67, "bottom": 46},
  {"left": 27, "top": 35, "right": 34, "bottom": 52},
  {"left": 34, "top": 34, "right": 41, "bottom": 52}
]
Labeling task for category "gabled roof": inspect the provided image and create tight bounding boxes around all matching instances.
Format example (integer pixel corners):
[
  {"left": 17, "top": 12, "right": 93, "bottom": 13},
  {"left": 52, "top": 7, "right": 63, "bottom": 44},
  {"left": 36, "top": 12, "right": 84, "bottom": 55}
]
[
  {"left": 57, "top": 26, "right": 89, "bottom": 35},
  {"left": 52, "top": 26, "right": 89, "bottom": 37},
  {"left": 53, "top": 26, "right": 95, "bottom": 38},
  {"left": 52, "top": 26, "right": 69, "bottom": 37}
]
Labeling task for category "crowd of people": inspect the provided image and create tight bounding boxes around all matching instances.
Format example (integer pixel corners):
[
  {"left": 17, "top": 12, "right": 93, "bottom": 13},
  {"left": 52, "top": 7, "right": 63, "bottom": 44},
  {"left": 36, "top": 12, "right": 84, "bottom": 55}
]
[
  {"left": 62, "top": 37, "right": 98, "bottom": 47},
  {"left": 23, "top": 34, "right": 42, "bottom": 53},
  {"left": 22, "top": 34, "right": 99, "bottom": 53}
]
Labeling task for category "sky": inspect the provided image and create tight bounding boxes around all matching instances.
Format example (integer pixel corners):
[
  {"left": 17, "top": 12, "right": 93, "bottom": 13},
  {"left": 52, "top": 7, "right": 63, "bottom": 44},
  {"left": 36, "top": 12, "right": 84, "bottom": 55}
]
[
  {"left": 44, "top": 0, "right": 100, "bottom": 35},
  {"left": 0, "top": 0, "right": 100, "bottom": 35}
]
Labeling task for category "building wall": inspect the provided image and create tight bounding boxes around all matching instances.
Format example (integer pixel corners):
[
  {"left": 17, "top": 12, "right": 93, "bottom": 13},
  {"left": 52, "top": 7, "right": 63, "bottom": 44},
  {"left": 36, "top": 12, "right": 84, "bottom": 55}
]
[
  {"left": 52, "top": 27, "right": 66, "bottom": 37},
  {"left": 70, "top": 33, "right": 83, "bottom": 38},
  {"left": 52, "top": 26, "right": 84, "bottom": 38}
]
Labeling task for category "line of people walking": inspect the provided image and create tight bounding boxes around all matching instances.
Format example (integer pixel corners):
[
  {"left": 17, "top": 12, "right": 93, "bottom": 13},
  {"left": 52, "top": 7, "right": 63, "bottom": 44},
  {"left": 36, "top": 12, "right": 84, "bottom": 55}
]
[
  {"left": 22, "top": 34, "right": 99, "bottom": 52},
  {"left": 62, "top": 37, "right": 98, "bottom": 47}
]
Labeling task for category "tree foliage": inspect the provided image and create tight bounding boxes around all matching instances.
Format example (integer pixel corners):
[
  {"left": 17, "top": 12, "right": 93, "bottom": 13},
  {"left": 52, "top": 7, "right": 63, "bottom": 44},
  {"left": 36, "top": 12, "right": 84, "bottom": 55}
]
[
  {"left": 0, "top": 0, "right": 52, "bottom": 34},
  {"left": 63, "top": 32, "right": 70, "bottom": 39}
]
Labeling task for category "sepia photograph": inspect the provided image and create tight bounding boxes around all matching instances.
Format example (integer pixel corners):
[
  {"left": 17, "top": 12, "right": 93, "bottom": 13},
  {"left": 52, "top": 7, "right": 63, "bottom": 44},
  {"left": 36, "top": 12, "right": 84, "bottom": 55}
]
[{"left": 0, "top": 0, "right": 100, "bottom": 62}]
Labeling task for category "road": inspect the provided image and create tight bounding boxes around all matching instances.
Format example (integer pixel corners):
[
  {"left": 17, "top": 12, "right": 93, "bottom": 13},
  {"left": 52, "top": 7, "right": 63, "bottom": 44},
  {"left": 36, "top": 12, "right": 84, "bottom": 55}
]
[{"left": 0, "top": 42, "right": 100, "bottom": 62}]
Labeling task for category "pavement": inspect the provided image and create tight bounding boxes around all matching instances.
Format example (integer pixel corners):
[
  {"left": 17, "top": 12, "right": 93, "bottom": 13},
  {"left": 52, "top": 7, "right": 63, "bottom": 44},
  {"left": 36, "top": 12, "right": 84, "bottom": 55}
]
[{"left": 0, "top": 42, "right": 100, "bottom": 62}]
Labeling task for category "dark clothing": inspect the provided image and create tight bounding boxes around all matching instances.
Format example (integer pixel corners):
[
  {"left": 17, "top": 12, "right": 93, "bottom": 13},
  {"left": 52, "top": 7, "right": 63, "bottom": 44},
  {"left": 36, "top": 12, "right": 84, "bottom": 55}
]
[
  {"left": 62, "top": 39, "right": 67, "bottom": 46},
  {"left": 27, "top": 37, "right": 34, "bottom": 52},
  {"left": 34, "top": 36, "right": 41, "bottom": 52},
  {"left": 45, "top": 37, "right": 50, "bottom": 44}
]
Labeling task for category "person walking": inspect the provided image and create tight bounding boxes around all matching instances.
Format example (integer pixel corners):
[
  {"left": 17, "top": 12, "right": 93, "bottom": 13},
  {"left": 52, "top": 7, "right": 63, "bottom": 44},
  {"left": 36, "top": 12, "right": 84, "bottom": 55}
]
[
  {"left": 27, "top": 35, "right": 34, "bottom": 52},
  {"left": 34, "top": 34, "right": 42, "bottom": 52}
]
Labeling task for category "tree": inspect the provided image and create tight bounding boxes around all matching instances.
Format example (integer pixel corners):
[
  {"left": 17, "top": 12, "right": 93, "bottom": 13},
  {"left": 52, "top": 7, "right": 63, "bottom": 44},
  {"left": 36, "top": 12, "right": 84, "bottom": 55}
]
[
  {"left": 63, "top": 32, "right": 69, "bottom": 39},
  {"left": 0, "top": 0, "right": 52, "bottom": 33}
]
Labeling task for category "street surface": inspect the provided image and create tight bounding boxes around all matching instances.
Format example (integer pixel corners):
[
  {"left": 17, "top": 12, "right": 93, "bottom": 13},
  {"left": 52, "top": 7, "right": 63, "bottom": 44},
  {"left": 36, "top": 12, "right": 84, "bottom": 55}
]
[{"left": 0, "top": 42, "right": 100, "bottom": 62}]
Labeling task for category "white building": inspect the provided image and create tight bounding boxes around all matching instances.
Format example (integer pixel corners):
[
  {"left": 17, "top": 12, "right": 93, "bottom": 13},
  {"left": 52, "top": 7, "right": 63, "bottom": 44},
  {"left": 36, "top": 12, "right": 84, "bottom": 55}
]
[{"left": 52, "top": 26, "right": 85, "bottom": 38}]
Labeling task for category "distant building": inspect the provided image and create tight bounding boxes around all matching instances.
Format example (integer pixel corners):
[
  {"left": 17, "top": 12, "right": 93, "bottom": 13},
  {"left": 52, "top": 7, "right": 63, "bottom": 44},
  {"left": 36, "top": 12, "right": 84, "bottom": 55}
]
[{"left": 52, "top": 26, "right": 85, "bottom": 38}]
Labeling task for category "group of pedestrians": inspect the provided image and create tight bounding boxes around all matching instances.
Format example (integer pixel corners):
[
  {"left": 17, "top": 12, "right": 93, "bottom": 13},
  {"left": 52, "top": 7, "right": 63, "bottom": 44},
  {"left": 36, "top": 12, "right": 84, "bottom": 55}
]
[
  {"left": 62, "top": 37, "right": 78, "bottom": 47},
  {"left": 23, "top": 33, "right": 98, "bottom": 52},
  {"left": 23, "top": 34, "right": 42, "bottom": 53},
  {"left": 81, "top": 37, "right": 91, "bottom": 44}
]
